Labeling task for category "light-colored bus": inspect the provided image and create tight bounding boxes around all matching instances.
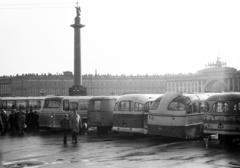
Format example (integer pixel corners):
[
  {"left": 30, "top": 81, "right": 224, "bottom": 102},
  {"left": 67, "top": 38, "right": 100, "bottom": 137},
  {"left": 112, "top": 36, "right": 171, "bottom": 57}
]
[
  {"left": 87, "top": 96, "right": 119, "bottom": 133},
  {"left": 148, "top": 93, "right": 213, "bottom": 139},
  {"left": 39, "top": 96, "right": 92, "bottom": 129},
  {"left": 0, "top": 96, "right": 46, "bottom": 115},
  {"left": 112, "top": 94, "right": 161, "bottom": 134},
  {"left": 203, "top": 92, "right": 240, "bottom": 143}
]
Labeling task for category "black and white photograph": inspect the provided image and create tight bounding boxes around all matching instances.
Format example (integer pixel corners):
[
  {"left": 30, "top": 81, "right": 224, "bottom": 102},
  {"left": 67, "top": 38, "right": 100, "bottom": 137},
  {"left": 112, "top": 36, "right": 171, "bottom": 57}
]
[{"left": 0, "top": 0, "right": 240, "bottom": 167}]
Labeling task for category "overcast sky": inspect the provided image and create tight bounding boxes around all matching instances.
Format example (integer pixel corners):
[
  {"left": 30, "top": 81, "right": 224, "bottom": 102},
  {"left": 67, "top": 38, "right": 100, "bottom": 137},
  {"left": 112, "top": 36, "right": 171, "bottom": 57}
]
[{"left": 0, "top": 0, "right": 240, "bottom": 76}]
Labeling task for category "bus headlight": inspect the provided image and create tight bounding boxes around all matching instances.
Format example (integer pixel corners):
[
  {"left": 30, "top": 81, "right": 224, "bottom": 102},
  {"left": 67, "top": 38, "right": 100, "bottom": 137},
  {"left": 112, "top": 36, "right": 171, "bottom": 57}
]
[{"left": 204, "top": 123, "right": 208, "bottom": 129}]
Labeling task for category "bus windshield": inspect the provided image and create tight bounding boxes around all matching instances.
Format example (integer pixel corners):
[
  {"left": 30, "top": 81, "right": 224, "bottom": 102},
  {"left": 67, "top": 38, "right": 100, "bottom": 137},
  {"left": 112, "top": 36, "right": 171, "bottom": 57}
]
[
  {"left": 168, "top": 96, "right": 191, "bottom": 111},
  {"left": 90, "top": 99, "right": 114, "bottom": 112},
  {"left": 44, "top": 99, "right": 61, "bottom": 108}
]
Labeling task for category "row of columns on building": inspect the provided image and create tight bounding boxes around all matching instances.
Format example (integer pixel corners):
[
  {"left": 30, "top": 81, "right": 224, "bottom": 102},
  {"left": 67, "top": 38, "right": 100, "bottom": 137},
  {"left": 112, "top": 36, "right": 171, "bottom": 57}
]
[{"left": 166, "top": 78, "right": 240, "bottom": 93}]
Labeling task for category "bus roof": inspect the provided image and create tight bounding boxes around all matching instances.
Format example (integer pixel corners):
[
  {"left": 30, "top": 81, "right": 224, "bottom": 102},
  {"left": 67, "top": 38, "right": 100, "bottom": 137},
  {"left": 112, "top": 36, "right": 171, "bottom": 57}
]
[
  {"left": 150, "top": 92, "right": 208, "bottom": 114},
  {"left": 89, "top": 95, "right": 120, "bottom": 100},
  {"left": 44, "top": 96, "right": 93, "bottom": 101},
  {"left": 0, "top": 96, "right": 47, "bottom": 100},
  {"left": 207, "top": 92, "right": 240, "bottom": 101},
  {"left": 117, "top": 94, "right": 162, "bottom": 104}
]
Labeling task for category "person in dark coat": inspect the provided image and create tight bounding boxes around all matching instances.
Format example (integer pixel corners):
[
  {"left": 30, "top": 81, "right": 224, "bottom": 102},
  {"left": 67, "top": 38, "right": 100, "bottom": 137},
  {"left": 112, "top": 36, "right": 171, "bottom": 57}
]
[
  {"left": 32, "top": 111, "right": 39, "bottom": 132},
  {"left": 0, "top": 114, "right": 3, "bottom": 135},
  {"left": 17, "top": 108, "right": 26, "bottom": 136},
  {"left": 8, "top": 109, "right": 17, "bottom": 135},
  {"left": 0, "top": 109, "right": 8, "bottom": 135},
  {"left": 60, "top": 114, "right": 70, "bottom": 144},
  {"left": 25, "top": 108, "right": 31, "bottom": 132}
]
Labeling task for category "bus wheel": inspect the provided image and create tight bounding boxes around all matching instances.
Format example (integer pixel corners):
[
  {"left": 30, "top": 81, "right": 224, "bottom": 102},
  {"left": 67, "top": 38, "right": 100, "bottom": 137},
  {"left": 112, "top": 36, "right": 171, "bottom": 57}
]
[
  {"left": 219, "top": 135, "right": 233, "bottom": 145},
  {"left": 97, "top": 126, "right": 109, "bottom": 134}
]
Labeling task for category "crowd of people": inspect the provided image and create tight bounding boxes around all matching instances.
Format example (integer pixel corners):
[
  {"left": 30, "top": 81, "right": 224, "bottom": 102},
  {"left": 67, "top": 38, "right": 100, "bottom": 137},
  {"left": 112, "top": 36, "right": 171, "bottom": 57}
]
[
  {"left": 0, "top": 107, "right": 87, "bottom": 144},
  {"left": 0, "top": 107, "right": 39, "bottom": 136}
]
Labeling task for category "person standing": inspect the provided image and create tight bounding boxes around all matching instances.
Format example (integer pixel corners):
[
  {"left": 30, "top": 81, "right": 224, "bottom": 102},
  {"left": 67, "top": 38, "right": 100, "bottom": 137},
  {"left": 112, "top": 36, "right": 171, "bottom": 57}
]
[
  {"left": 60, "top": 114, "right": 70, "bottom": 144},
  {"left": 17, "top": 107, "right": 26, "bottom": 136},
  {"left": 69, "top": 110, "right": 82, "bottom": 144},
  {"left": 8, "top": 109, "right": 17, "bottom": 135},
  {"left": 25, "top": 108, "right": 31, "bottom": 132},
  {"left": 32, "top": 111, "right": 39, "bottom": 132},
  {"left": 0, "top": 109, "right": 8, "bottom": 135},
  {"left": 0, "top": 114, "right": 3, "bottom": 135}
]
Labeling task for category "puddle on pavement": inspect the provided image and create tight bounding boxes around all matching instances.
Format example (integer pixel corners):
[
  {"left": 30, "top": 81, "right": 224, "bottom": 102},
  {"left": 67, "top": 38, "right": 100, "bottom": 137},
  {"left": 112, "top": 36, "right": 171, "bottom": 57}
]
[
  {"left": 2, "top": 159, "right": 46, "bottom": 168},
  {"left": 229, "top": 161, "right": 240, "bottom": 167}
]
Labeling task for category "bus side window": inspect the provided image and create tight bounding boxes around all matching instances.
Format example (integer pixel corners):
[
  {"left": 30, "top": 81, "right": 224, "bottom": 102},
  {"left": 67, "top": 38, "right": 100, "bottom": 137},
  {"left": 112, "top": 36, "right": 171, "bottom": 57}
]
[
  {"left": 2, "top": 101, "right": 7, "bottom": 109},
  {"left": 119, "top": 101, "right": 130, "bottom": 111},
  {"left": 223, "top": 102, "right": 229, "bottom": 112},
  {"left": 93, "top": 100, "right": 101, "bottom": 111},
  {"left": 191, "top": 103, "right": 199, "bottom": 113},
  {"left": 134, "top": 103, "right": 144, "bottom": 112},
  {"left": 70, "top": 102, "right": 78, "bottom": 111},
  {"left": 234, "top": 103, "right": 237, "bottom": 112},
  {"left": 200, "top": 102, "right": 209, "bottom": 113},
  {"left": 63, "top": 100, "right": 70, "bottom": 111},
  {"left": 114, "top": 102, "right": 119, "bottom": 111},
  {"left": 7, "top": 101, "right": 16, "bottom": 110},
  {"left": 234, "top": 102, "right": 240, "bottom": 112},
  {"left": 216, "top": 102, "right": 223, "bottom": 112},
  {"left": 214, "top": 102, "right": 229, "bottom": 113},
  {"left": 144, "top": 102, "right": 151, "bottom": 112},
  {"left": 130, "top": 102, "right": 134, "bottom": 111}
]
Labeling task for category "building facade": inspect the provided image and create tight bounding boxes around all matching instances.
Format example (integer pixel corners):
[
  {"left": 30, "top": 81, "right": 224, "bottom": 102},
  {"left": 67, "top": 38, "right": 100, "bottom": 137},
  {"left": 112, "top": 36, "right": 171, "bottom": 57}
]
[{"left": 1, "top": 58, "right": 240, "bottom": 97}]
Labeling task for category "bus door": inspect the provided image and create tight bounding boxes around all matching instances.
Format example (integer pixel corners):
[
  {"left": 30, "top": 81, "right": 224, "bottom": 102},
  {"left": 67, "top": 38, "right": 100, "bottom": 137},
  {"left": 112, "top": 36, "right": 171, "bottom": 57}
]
[
  {"left": 113, "top": 100, "right": 134, "bottom": 130},
  {"left": 78, "top": 100, "right": 88, "bottom": 121},
  {"left": 186, "top": 101, "right": 203, "bottom": 126},
  {"left": 133, "top": 102, "right": 145, "bottom": 131},
  {"left": 143, "top": 101, "right": 153, "bottom": 134},
  {"left": 165, "top": 96, "right": 188, "bottom": 137}
]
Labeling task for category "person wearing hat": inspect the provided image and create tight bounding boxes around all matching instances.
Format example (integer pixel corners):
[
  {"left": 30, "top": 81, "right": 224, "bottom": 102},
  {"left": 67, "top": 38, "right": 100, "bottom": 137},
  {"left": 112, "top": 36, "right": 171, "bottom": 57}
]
[
  {"left": 60, "top": 114, "right": 70, "bottom": 144},
  {"left": 69, "top": 110, "right": 82, "bottom": 144}
]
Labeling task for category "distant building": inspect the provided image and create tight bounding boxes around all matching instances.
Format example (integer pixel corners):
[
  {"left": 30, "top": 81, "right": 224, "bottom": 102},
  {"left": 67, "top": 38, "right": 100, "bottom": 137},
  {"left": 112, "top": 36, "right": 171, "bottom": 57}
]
[{"left": 1, "top": 58, "right": 240, "bottom": 97}]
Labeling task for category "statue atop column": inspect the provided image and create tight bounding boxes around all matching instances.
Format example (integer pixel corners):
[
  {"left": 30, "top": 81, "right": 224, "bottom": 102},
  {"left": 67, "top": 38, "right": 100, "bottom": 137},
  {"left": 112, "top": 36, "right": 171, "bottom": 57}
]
[{"left": 76, "top": 6, "right": 81, "bottom": 17}]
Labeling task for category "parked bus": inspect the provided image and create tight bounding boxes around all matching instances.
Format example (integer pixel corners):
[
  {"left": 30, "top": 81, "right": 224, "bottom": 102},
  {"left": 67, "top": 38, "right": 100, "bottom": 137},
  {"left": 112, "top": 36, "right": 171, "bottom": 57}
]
[
  {"left": 112, "top": 94, "right": 161, "bottom": 134},
  {"left": 39, "top": 96, "right": 92, "bottom": 129},
  {"left": 148, "top": 93, "right": 213, "bottom": 139},
  {"left": 203, "top": 92, "right": 240, "bottom": 143},
  {"left": 87, "top": 96, "right": 119, "bottom": 133},
  {"left": 0, "top": 96, "right": 46, "bottom": 115}
]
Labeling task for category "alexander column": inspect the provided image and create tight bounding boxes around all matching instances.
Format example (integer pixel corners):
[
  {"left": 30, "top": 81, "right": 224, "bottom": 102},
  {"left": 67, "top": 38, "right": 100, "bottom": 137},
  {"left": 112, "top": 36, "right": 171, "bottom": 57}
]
[{"left": 69, "top": 4, "right": 87, "bottom": 96}]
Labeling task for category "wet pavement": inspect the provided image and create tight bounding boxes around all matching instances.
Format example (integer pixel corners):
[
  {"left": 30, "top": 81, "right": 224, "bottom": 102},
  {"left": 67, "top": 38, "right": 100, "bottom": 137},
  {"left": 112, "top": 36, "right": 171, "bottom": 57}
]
[{"left": 0, "top": 131, "right": 240, "bottom": 168}]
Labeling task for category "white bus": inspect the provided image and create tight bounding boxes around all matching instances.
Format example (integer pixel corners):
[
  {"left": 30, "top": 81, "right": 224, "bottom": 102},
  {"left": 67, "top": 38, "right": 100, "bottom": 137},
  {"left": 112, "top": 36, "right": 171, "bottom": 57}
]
[
  {"left": 148, "top": 93, "right": 213, "bottom": 139},
  {"left": 0, "top": 96, "right": 46, "bottom": 115},
  {"left": 203, "top": 92, "right": 240, "bottom": 143}
]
